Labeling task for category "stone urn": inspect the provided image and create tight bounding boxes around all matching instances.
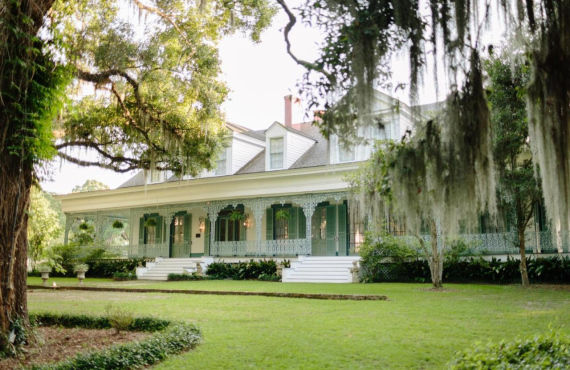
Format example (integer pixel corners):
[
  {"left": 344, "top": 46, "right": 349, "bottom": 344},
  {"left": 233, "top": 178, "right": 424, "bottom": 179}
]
[
  {"left": 38, "top": 265, "right": 51, "bottom": 286},
  {"left": 73, "top": 264, "right": 89, "bottom": 285}
]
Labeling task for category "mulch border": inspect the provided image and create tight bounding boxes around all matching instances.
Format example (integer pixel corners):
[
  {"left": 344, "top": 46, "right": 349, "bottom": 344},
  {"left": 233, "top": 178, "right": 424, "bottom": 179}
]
[{"left": 28, "top": 285, "right": 387, "bottom": 301}]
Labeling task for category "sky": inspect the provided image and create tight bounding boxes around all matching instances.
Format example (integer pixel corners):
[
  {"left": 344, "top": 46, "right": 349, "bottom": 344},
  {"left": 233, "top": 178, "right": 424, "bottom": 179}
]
[{"left": 41, "top": 5, "right": 322, "bottom": 194}]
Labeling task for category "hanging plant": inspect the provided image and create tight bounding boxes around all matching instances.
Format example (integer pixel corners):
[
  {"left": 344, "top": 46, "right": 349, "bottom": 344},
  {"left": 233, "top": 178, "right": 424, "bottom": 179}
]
[
  {"left": 112, "top": 220, "right": 124, "bottom": 229},
  {"left": 79, "top": 222, "right": 90, "bottom": 231},
  {"left": 229, "top": 210, "right": 244, "bottom": 222},
  {"left": 275, "top": 209, "right": 290, "bottom": 221},
  {"left": 144, "top": 218, "right": 157, "bottom": 228}
]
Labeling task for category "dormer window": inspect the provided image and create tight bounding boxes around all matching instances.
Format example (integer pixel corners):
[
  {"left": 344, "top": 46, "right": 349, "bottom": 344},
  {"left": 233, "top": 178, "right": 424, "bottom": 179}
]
[
  {"left": 215, "top": 148, "right": 227, "bottom": 175},
  {"left": 150, "top": 169, "right": 162, "bottom": 183},
  {"left": 270, "top": 137, "right": 284, "bottom": 169},
  {"left": 338, "top": 144, "right": 355, "bottom": 162}
]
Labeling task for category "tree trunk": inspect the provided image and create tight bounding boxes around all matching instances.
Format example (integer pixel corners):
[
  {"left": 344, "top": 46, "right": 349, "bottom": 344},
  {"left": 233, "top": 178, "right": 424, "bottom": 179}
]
[
  {"left": 0, "top": 158, "right": 32, "bottom": 352},
  {"left": 518, "top": 227, "right": 530, "bottom": 287},
  {"left": 429, "top": 219, "right": 443, "bottom": 289}
]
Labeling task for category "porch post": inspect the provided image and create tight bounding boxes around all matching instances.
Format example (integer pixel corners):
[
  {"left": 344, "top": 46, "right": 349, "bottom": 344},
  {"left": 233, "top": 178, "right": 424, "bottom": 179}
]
[
  {"left": 64, "top": 214, "right": 72, "bottom": 245},
  {"left": 301, "top": 199, "right": 316, "bottom": 256},
  {"left": 252, "top": 200, "right": 265, "bottom": 256},
  {"left": 207, "top": 203, "right": 223, "bottom": 256}
]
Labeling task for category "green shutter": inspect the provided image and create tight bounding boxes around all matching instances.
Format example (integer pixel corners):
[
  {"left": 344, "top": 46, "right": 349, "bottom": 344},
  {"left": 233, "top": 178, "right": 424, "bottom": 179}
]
[
  {"left": 338, "top": 203, "right": 348, "bottom": 256},
  {"left": 205, "top": 219, "right": 211, "bottom": 255},
  {"left": 266, "top": 208, "right": 274, "bottom": 240},
  {"left": 240, "top": 220, "right": 246, "bottom": 241},
  {"left": 299, "top": 209, "right": 306, "bottom": 239},
  {"left": 184, "top": 213, "right": 191, "bottom": 243},
  {"left": 155, "top": 216, "right": 163, "bottom": 243},
  {"left": 289, "top": 207, "right": 298, "bottom": 239},
  {"left": 215, "top": 218, "right": 220, "bottom": 241},
  {"left": 139, "top": 217, "right": 145, "bottom": 245},
  {"left": 326, "top": 205, "right": 337, "bottom": 255}
]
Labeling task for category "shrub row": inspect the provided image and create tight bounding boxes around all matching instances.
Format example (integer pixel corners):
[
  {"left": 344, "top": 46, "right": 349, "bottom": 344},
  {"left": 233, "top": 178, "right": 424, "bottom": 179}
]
[
  {"left": 167, "top": 273, "right": 210, "bottom": 281},
  {"left": 30, "top": 313, "right": 200, "bottom": 370},
  {"left": 30, "top": 257, "right": 147, "bottom": 278},
  {"left": 205, "top": 260, "right": 278, "bottom": 280},
  {"left": 450, "top": 331, "right": 569, "bottom": 369},
  {"left": 112, "top": 272, "right": 137, "bottom": 281},
  {"left": 361, "top": 256, "right": 570, "bottom": 284},
  {"left": 31, "top": 312, "right": 170, "bottom": 332}
]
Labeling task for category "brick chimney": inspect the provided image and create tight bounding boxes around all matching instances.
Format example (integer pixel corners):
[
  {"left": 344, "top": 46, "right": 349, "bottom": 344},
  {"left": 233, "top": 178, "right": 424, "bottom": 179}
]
[{"left": 284, "top": 94, "right": 293, "bottom": 127}]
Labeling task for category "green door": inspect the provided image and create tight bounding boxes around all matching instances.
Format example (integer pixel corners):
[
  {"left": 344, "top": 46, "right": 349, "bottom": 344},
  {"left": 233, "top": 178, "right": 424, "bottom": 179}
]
[
  {"left": 170, "top": 213, "right": 191, "bottom": 258},
  {"left": 311, "top": 203, "right": 348, "bottom": 256},
  {"left": 326, "top": 205, "right": 337, "bottom": 255}
]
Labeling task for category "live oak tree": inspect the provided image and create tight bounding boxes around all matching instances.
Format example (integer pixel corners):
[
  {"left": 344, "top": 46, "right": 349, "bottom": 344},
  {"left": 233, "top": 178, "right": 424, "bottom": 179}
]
[
  {"left": 0, "top": 0, "right": 274, "bottom": 353},
  {"left": 486, "top": 56, "right": 542, "bottom": 287},
  {"left": 72, "top": 179, "right": 109, "bottom": 193},
  {"left": 278, "top": 0, "right": 569, "bottom": 266}
]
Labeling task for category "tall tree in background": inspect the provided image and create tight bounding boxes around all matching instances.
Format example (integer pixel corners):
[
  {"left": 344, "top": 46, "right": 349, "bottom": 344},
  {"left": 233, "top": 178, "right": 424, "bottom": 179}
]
[
  {"left": 27, "top": 187, "right": 62, "bottom": 269},
  {"left": 277, "top": 0, "right": 570, "bottom": 254},
  {"left": 0, "top": 0, "right": 275, "bottom": 353},
  {"left": 486, "top": 56, "right": 542, "bottom": 287},
  {"left": 72, "top": 180, "right": 109, "bottom": 193}
]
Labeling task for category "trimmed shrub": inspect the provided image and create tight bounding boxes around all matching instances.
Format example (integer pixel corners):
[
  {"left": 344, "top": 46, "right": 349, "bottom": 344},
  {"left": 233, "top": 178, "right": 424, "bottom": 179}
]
[
  {"left": 205, "top": 260, "right": 278, "bottom": 280},
  {"left": 29, "top": 312, "right": 200, "bottom": 370},
  {"left": 450, "top": 331, "right": 570, "bottom": 369},
  {"left": 112, "top": 272, "right": 137, "bottom": 281},
  {"left": 167, "top": 273, "right": 208, "bottom": 281}
]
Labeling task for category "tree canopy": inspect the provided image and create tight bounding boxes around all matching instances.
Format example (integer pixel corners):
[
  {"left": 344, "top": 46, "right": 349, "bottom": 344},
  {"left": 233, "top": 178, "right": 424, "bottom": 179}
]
[
  {"left": 72, "top": 179, "right": 110, "bottom": 193},
  {"left": 279, "top": 0, "right": 570, "bottom": 239}
]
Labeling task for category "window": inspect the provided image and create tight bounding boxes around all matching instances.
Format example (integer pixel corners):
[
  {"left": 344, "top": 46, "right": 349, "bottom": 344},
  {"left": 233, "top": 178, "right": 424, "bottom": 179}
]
[
  {"left": 150, "top": 170, "right": 161, "bottom": 183},
  {"left": 215, "top": 206, "right": 246, "bottom": 241},
  {"left": 215, "top": 148, "right": 227, "bottom": 175},
  {"left": 270, "top": 137, "right": 284, "bottom": 169},
  {"left": 146, "top": 225, "right": 156, "bottom": 244},
  {"left": 311, "top": 207, "right": 327, "bottom": 240},
  {"left": 173, "top": 215, "right": 184, "bottom": 244},
  {"left": 338, "top": 144, "right": 355, "bottom": 162},
  {"left": 268, "top": 205, "right": 306, "bottom": 240}
]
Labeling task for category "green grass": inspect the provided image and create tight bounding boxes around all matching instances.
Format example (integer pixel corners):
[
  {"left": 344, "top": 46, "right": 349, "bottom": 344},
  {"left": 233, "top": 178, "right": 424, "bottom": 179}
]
[{"left": 27, "top": 282, "right": 569, "bottom": 369}]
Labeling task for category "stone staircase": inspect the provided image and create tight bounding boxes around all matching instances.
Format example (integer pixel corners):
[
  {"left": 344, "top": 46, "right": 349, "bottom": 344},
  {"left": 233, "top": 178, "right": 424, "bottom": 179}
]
[
  {"left": 282, "top": 256, "right": 361, "bottom": 283},
  {"left": 136, "top": 257, "right": 214, "bottom": 281}
]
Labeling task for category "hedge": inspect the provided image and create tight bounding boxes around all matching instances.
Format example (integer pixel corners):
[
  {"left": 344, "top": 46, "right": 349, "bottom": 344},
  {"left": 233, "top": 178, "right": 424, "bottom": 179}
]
[
  {"left": 30, "top": 258, "right": 148, "bottom": 278},
  {"left": 360, "top": 256, "right": 570, "bottom": 284},
  {"left": 30, "top": 313, "right": 200, "bottom": 370},
  {"left": 205, "top": 260, "right": 278, "bottom": 280},
  {"left": 450, "top": 331, "right": 570, "bottom": 369}
]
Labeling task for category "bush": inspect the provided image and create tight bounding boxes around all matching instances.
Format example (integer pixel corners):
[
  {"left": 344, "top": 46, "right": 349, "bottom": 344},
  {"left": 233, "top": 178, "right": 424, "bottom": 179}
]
[
  {"left": 450, "top": 331, "right": 570, "bottom": 369},
  {"left": 205, "top": 260, "right": 278, "bottom": 280},
  {"left": 84, "top": 258, "right": 147, "bottom": 278},
  {"left": 29, "top": 312, "right": 200, "bottom": 370},
  {"left": 167, "top": 273, "right": 207, "bottom": 281},
  {"left": 105, "top": 304, "right": 134, "bottom": 334},
  {"left": 360, "top": 256, "right": 570, "bottom": 284},
  {"left": 112, "top": 272, "right": 137, "bottom": 281}
]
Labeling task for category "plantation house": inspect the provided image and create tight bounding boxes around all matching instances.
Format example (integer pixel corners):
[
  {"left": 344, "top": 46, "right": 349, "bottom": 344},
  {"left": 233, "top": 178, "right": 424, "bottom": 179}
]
[{"left": 58, "top": 93, "right": 565, "bottom": 282}]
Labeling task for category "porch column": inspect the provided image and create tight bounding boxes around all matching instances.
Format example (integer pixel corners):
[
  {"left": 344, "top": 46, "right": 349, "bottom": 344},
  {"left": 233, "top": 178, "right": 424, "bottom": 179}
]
[
  {"left": 301, "top": 200, "right": 316, "bottom": 256},
  {"left": 207, "top": 203, "right": 224, "bottom": 256},
  {"left": 94, "top": 212, "right": 104, "bottom": 245},
  {"left": 63, "top": 214, "right": 72, "bottom": 245},
  {"left": 252, "top": 201, "right": 265, "bottom": 256}
]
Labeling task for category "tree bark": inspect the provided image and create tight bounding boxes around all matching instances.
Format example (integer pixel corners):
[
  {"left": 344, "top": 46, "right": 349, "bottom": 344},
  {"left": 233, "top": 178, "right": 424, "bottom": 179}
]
[
  {"left": 0, "top": 0, "right": 56, "bottom": 353},
  {"left": 518, "top": 227, "right": 530, "bottom": 287},
  {"left": 429, "top": 219, "right": 443, "bottom": 289},
  {"left": 0, "top": 158, "right": 32, "bottom": 351}
]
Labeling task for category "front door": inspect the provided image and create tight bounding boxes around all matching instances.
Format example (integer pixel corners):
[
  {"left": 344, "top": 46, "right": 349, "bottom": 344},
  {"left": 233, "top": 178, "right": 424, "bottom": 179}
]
[
  {"left": 170, "top": 213, "right": 192, "bottom": 258},
  {"left": 312, "top": 203, "right": 348, "bottom": 256}
]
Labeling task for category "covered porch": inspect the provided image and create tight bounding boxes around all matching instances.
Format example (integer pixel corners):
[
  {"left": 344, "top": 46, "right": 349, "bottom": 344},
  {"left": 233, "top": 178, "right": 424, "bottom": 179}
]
[{"left": 63, "top": 191, "right": 357, "bottom": 258}]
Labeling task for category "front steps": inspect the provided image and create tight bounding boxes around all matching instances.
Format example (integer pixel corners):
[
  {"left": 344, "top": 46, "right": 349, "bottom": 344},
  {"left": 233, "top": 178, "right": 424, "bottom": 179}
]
[
  {"left": 282, "top": 256, "right": 361, "bottom": 283},
  {"left": 137, "top": 257, "right": 213, "bottom": 281}
]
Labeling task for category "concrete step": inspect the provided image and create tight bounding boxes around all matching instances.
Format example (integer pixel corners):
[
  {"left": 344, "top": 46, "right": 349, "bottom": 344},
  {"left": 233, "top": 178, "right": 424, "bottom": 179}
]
[{"left": 283, "top": 256, "right": 361, "bottom": 283}]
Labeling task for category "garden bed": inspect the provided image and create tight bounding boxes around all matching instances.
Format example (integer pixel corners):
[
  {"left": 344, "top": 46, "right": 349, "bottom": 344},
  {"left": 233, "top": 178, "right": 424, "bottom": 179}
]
[
  {"left": 0, "top": 313, "right": 201, "bottom": 370},
  {"left": 0, "top": 327, "right": 149, "bottom": 369}
]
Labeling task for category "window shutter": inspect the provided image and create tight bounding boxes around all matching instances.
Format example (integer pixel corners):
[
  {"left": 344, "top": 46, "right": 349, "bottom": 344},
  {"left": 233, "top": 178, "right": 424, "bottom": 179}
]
[
  {"left": 289, "top": 207, "right": 298, "bottom": 239},
  {"left": 337, "top": 203, "right": 348, "bottom": 256},
  {"left": 156, "top": 216, "right": 163, "bottom": 243},
  {"left": 299, "top": 208, "right": 306, "bottom": 239},
  {"left": 266, "top": 208, "right": 273, "bottom": 240},
  {"left": 205, "top": 219, "right": 211, "bottom": 255},
  {"left": 240, "top": 220, "right": 246, "bottom": 241},
  {"left": 215, "top": 218, "right": 220, "bottom": 242},
  {"left": 139, "top": 217, "right": 145, "bottom": 245},
  {"left": 326, "top": 205, "right": 336, "bottom": 240}
]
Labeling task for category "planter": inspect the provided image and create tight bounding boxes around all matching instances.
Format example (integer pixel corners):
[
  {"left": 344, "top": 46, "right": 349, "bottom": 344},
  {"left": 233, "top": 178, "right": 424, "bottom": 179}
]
[
  {"left": 41, "top": 271, "right": 50, "bottom": 286},
  {"left": 76, "top": 271, "right": 86, "bottom": 285}
]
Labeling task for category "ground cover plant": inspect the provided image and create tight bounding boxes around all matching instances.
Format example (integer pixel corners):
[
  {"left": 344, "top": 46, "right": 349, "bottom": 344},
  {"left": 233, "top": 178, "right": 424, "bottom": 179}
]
[
  {"left": 19, "top": 312, "right": 200, "bottom": 369},
  {"left": 27, "top": 282, "right": 570, "bottom": 369}
]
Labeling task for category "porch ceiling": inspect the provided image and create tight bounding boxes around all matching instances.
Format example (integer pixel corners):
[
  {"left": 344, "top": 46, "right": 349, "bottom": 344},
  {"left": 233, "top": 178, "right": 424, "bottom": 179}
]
[{"left": 58, "top": 163, "right": 358, "bottom": 213}]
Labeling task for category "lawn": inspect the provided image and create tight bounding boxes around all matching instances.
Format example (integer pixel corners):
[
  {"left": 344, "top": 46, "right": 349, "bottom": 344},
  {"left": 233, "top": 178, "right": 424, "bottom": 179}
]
[{"left": 27, "top": 281, "right": 569, "bottom": 369}]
